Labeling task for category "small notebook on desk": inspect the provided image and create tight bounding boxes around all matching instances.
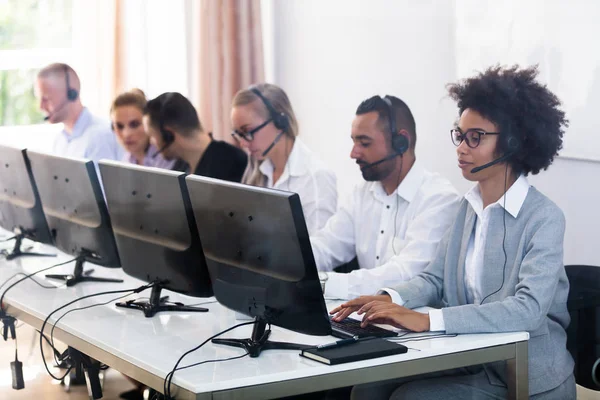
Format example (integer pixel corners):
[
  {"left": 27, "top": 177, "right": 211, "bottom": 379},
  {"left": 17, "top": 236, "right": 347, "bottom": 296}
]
[{"left": 300, "top": 338, "right": 408, "bottom": 365}]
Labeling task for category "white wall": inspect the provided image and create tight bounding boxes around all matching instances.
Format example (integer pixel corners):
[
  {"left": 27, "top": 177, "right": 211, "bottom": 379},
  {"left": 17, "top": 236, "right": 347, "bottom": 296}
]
[{"left": 269, "top": 0, "right": 600, "bottom": 266}]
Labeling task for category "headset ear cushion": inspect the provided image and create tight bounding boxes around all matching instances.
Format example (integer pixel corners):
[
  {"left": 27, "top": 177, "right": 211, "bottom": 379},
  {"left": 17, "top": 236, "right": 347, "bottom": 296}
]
[
  {"left": 67, "top": 88, "right": 78, "bottom": 101},
  {"left": 392, "top": 133, "right": 409, "bottom": 155},
  {"left": 273, "top": 112, "right": 290, "bottom": 132},
  {"left": 162, "top": 129, "right": 175, "bottom": 144},
  {"left": 506, "top": 135, "right": 520, "bottom": 152}
]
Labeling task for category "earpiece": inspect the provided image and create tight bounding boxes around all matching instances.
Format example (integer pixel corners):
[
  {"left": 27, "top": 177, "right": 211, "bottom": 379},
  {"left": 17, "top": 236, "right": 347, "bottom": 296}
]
[
  {"left": 382, "top": 96, "right": 409, "bottom": 156},
  {"left": 158, "top": 94, "right": 175, "bottom": 146},
  {"left": 250, "top": 87, "right": 290, "bottom": 133},
  {"left": 64, "top": 65, "right": 78, "bottom": 102}
]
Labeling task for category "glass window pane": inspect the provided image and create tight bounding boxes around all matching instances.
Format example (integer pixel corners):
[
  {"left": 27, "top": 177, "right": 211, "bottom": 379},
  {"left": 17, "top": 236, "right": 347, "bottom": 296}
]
[
  {"left": 0, "top": 0, "right": 73, "bottom": 50},
  {"left": 0, "top": 69, "right": 44, "bottom": 126}
]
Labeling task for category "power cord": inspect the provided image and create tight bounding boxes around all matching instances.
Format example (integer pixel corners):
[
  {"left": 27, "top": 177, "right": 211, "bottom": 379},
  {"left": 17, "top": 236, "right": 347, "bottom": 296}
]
[
  {"left": 0, "top": 257, "right": 78, "bottom": 314},
  {"left": 480, "top": 163, "right": 509, "bottom": 305},
  {"left": 49, "top": 291, "right": 134, "bottom": 365},
  {"left": 151, "top": 353, "right": 250, "bottom": 400},
  {"left": 0, "top": 235, "right": 17, "bottom": 243},
  {"left": 164, "top": 320, "right": 257, "bottom": 399},
  {"left": 391, "top": 155, "right": 404, "bottom": 255},
  {"left": 0, "top": 272, "right": 61, "bottom": 293},
  {"left": 39, "top": 283, "right": 153, "bottom": 382}
]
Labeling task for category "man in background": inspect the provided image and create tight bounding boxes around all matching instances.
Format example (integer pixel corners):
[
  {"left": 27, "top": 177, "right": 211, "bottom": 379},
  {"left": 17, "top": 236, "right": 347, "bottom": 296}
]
[
  {"left": 143, "top": 92, "right": 247, "bottom": 182},
  {"left": 35, "top": 63, "right": 121, "bottom": 162}
]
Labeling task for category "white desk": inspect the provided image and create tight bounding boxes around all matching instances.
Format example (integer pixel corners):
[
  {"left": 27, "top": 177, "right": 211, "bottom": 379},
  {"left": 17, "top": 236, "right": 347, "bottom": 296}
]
[{"left": 0, "top": 248, "right": 529, "bottom": 400}]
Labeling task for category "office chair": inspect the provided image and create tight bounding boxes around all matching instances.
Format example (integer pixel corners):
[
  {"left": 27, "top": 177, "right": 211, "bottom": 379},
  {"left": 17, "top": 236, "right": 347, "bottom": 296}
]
[{"left": 565, "top": 265, "right": 600, "bottom": 394}]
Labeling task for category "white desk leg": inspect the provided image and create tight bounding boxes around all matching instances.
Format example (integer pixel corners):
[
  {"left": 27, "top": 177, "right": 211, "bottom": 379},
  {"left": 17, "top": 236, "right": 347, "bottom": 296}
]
[{"left": 507, "top": 340, "right": 529, "bottom": 400}]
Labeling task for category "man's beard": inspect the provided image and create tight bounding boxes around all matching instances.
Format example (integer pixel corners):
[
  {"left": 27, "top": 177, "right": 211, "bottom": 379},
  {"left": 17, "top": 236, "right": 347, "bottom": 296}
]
[{"left": 357, "top": 158, "right": 396, "bottom": 181}]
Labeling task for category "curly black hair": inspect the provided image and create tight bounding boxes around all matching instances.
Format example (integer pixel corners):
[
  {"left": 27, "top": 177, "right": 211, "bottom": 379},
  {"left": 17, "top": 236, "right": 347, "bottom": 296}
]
[{"left": 447, "top": 65, "right": 568, "bottom": 175}]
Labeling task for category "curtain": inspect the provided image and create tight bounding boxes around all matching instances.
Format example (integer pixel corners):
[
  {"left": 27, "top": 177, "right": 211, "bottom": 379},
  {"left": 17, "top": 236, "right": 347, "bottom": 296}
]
[
  {"left": 191, "top": 0, "right": 265, "bottom": 141},
  {"left": 71, "top": 0, "right": 124, "bottom": 117}
]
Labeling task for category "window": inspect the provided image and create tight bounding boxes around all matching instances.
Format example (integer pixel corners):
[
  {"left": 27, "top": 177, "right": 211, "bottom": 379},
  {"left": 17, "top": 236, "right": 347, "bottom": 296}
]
[{"left": 0, "top": 0, "right": 74, "bottom": 126}]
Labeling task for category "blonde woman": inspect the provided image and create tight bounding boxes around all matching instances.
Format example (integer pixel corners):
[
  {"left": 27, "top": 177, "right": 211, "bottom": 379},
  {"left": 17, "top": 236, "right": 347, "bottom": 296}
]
[{"left": 231, "top": 84, "right": 337, "bottom": 234}]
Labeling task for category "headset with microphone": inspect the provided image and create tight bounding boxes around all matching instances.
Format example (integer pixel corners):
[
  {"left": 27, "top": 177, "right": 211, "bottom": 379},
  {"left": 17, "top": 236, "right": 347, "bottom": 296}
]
[
  {"left": 360, "top": 96, "right": 409, "bottom": 170},
  {"left": 250, "top": 87, "right": 290, "bottom": 157},
  {"left": 43, "top": 65, "right": 79, "bottom": 122},
  {"left": 152, "top": 94, "right": 176, "bottom": 159},
  {"left": 470, "top": 134, "right": 521, "bottom": 174},
  {"left": 477, "top": 130, "right": 522, "bottom": 305}
]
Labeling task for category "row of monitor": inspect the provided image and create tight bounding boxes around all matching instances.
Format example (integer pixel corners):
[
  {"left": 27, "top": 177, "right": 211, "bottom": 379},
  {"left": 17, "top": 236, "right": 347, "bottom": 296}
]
[{"left": 0, "top": 144, "right": 330, "bottom": 356}]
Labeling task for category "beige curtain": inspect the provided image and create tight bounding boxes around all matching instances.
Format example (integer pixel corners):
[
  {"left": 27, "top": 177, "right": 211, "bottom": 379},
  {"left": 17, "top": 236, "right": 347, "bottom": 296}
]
[
  {"left": 71, "top": 0, "right": 124, "bottom": 117},
  {"left": 191, "top": 0, "right": 265, "bottom": 142}
]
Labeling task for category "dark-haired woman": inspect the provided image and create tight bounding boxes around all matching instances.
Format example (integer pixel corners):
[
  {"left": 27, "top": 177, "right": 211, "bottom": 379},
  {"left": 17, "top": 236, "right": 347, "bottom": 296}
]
[{"left": 332, "top": 65, "right": 575, "bottom": 400}]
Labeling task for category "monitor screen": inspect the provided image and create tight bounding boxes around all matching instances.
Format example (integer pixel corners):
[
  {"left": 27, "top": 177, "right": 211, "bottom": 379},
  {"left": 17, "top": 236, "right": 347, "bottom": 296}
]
[
  {"left": 185, "top": 175, "right": 331, "bottom": 337},
  {"left": 27, "top": 151, "right": 120, "bottom": 268},
  {"left": 99, "top": 160, "right": 211, "bottom": 297},
  {"left": 0, "top": 145, "right": 52, "bottom": 246}
]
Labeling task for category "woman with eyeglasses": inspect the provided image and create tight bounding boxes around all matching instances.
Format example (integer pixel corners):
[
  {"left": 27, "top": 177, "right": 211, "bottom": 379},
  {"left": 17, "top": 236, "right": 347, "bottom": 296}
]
[
  {"left": 230, "top": 83, "right": 337, "bottom": 234},
  {"left": 332, "top": 65, "right": 575, "bottom": 400},
  {"left": 110, "top": 89, "right": 174, "bottom": 169}
]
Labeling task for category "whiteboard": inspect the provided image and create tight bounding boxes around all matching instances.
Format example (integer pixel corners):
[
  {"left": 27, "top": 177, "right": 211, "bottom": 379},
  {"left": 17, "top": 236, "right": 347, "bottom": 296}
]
[{"left": 455, "top": 0, "right": 600, "bottom": 162}]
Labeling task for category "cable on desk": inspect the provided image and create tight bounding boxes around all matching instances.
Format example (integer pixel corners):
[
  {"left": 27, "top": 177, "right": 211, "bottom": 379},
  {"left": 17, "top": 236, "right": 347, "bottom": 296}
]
[
  {"left": 49, "top": 291, "right": 134, "bottom": 365},
  {"left": 151, "top": 352, "right": 250, "bottom": 400},
  {"left": 0, "top": 257, "right": 78, "bottom": 314},
  {"left": 0, "top": 272, "right": 61, "bottom": 293},
  {"left": 0, "top": 236, "right": 17, "bottom": 243},
  {"left": 39, "top": 282, "right": 153, "bottom": 381},
  {"left": 164, "top": 320, "right": 257, "bottom": 399}
]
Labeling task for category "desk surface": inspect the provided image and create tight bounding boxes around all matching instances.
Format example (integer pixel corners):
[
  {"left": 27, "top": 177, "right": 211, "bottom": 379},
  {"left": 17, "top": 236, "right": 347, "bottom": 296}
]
[{"left": 0, "top": 243, "right": 529, "bottom": 399}]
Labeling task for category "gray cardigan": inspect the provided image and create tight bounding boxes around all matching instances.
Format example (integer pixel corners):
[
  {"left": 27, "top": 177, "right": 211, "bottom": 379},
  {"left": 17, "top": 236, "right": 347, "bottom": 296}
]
[{"left": 392, "top": 186, "right": 574, "bottom": 395}]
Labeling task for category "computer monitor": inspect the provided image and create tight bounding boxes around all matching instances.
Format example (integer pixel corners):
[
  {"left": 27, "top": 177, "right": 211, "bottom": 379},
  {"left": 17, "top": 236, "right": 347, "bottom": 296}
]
[
  {"left": 98, "top": 160, "right": 212, "bottom": 317},
  {"left": 26, "top": 151, "right": 123, "bottom": 287},
  {"left": 185, "top": 175, "right": 331, "bottom": 357},
  {"left": 0, "top": 145, "right": 54, "bottom": 260}
]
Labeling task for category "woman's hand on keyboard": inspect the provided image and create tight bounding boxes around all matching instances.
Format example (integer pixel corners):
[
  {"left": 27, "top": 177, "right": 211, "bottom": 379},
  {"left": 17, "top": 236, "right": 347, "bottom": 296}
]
[
  {"left": 358, "top": 302, "right": 430, "bottom": 333},
  {"left": 329, "top": 294, "right": 391, "bottom": 322}
]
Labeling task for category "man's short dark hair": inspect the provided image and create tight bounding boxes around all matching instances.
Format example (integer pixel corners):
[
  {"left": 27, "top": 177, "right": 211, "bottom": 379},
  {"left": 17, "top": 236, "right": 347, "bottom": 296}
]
[
  {"left": 447, "top": 65, "right": 568, "bottom": 175},
  {"left": 144, "top": 92, "right": 202, "bottom": 137},
  {"left": 356, "top": 95, "right": 417, "bottom": 150}
]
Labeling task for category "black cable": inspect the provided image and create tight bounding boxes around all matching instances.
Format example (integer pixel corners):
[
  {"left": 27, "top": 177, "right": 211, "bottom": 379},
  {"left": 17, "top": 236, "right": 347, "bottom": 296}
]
[
  {"left": 0, "top": 272, "right": 60, "bottom": 293},
  {"left": 164, "top": 320, "right": 257, "bottom": 399},
  {"left": 0, "top": 257, "right": 77, "bottom": 314},
  {"left": 172, "top": 351, "right": 249, "bottom": 374},
  {"left": 480, "top": 163, "right": 509, "bottom": 304},
  {"left": 0, "top": 235, "right": 16, "bottom": 243},
  {"left": 392, "top": 155, "right": 404, "bottom": 255},
  {"left": 38, "top": 330, "right": 63, "bottom": 363},
  {"left": 49, "top": 291, "right": 133, "bottom": 364},
  {"left": 39, "top": 283, "right": 152, "bottom": 381},
  {"left": 186, "top": 300, "right": 218, "bottom": 307},
  {"left": 154, "top": 352, "right": 252, "bottom": 399}
]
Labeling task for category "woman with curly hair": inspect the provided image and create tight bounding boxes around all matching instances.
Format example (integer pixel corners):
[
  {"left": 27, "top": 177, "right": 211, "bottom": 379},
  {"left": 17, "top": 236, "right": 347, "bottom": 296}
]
[{"left": 332, "top": 65, "right": 575, "bottom": 399}]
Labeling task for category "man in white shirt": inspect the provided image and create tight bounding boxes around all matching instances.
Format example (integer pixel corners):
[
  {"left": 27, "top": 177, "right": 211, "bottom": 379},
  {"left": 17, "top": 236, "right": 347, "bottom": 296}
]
[
  {"left": 35, "top": 63, "right": 122, "bottom": 163},
  {"left": 311, "top": 95, "right": 460, "bottom": 300}
]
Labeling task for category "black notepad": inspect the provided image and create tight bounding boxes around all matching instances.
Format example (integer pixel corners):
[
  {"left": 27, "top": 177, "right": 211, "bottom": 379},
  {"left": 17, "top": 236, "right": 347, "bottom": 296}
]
[{"left": 300, "top": 338, "right": 408, "bottom": 365}]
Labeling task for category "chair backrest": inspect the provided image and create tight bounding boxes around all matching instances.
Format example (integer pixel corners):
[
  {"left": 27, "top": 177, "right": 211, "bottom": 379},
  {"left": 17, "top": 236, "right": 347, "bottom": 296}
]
[{"left": 565, "top": 265, "right": 600, "bottom": 391}]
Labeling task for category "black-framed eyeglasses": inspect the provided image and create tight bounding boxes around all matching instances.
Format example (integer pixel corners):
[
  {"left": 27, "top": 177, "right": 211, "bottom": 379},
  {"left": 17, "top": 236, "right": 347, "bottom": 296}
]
[
  {"left": 231, "top": 119, "right": 272, "bottom": 142},
  {"left": 450, "top": 128, "right": 500, "bottom": 148}
]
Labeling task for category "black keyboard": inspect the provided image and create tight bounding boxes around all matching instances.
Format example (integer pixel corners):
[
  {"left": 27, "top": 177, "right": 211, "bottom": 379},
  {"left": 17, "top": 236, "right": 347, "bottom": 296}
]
[{"left": 330, "top": 316, "right": 398, "bottom": 339}]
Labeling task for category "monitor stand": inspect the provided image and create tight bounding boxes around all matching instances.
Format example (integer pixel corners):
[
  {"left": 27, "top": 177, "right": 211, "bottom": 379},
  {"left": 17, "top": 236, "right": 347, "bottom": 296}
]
[
  {"left": 3, "top": 235, "right": 56, "bottom": 261},
  {"left": 212, "top": 317, "right": 311, "bottom": 358},
  {"left": 115, "top": 284, "right": 209, "bottom": 318},
  {"left": 45, "top": 253, "right": 123, "bottom": 287}
]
